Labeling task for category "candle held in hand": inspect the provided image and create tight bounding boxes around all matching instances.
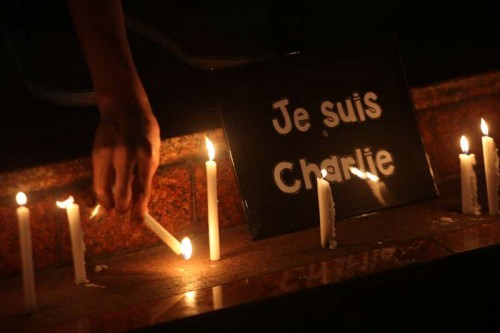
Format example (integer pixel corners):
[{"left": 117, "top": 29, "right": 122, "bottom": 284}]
[
  {"left": 56, "top": 196, "right": 88, "bottom": 284},
  {"left": 316, "top": 169, "right": 336, "bottom": 249},
  {"left": 459, "top": 136, "right": 481, "bottom": 215},
  {"left": 206, "top": 137, "right": 220, "bottom": 261},
  {"left": 16, "top": 192, "right": 36, "bottom": 312},
  {"left": 481, "top": 119, "right": 499, "bottom": 215},
  {"left": 144, "top": 214, "right": 192, "bottom": 260}
]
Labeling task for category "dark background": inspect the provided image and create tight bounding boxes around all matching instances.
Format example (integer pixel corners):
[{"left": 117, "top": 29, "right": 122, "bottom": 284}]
[{"left": 1, "top": 0, "right": 499, "bottom": 171}]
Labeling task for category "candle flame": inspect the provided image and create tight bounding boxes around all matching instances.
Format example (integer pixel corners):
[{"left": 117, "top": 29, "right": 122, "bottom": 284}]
[
  {"left": 181, "top": 237, "right": 193, "bottom": 260},
  {"left": 185, "top": 291, "right": 196, "bottom": 299},
  {"left": 320, "top": 169, "right": 327, "bottom": 179},
  {"left": 480, "top": 118, "right": 489, "bottom": 136},
  {"left": 90, "top": 204, "right": 101, "bottom": 218},
  {"left": 56, "top": 196, "right": 75, "bottom": 209},
  {"left": 205, "top": 137, "right": 215, "bottom": 161},
  {"left": 16, "top": 192, "right": 27, "bottom": 206},
  {"left": 460, "top": 135, "right": 469, "bottom": 154}
]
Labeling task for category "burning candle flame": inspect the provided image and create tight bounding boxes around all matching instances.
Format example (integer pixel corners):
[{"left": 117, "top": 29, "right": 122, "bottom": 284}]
[
  {"left": 56, "top": 196, "right": 75, "bottom": 209},
  {"left": 460, "top": 135, "right": 469, "bottom": 154},
  {"left": 320, "top": 169, "right": 327, "bottom": 179},
  {"left": 181, "top": 237, "right": 193, "bottom": 260},
  {"left": 90, "top": 204, "right": 101, "bottom": 219},
  {"left": 205, "top": 137, "right": 215, "bottom": 161},
  {"left": 185, "top": 291, "right": 196, "bottom": 299},
  {"left": 481, "top": 118, "right": 489, "bottom": 136},
  {"left": 16, "top": 192, "right": 27, "bottom": 206}
]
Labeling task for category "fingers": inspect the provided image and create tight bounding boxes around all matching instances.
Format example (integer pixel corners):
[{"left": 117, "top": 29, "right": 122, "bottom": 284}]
[
  {"left": 130, "top": 148, "right": 159, "bottom": 222},
  {"left": 94, "top": 144, "right": 157, "bottom": 220},
  {"left": 92, "top": 147, "right": 115, "bottom": 211},
  {"left": 113, "top": 145, "right": 135, "bottom": 213}
]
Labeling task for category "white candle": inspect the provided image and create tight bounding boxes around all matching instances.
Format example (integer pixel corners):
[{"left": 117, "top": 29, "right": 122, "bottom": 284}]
[
  {"left": 459, "top": 136, "right": 481, "bottom": 215},
  {"left": 56, "top": 196, "right": 87, "bottom": 284},
  {"left": 16, "top": 192, "right": 36, "bottom": 312},
  {"left": 144, "top": 214, "right": 192, "bottom": 260},
  {"left": 316, "top": 169, "right": 336, "bottom": 249},
  {"left": 205, "top": 137, "right": 220, "bottom": 261},
  {"left": 481, "top": 119, "right": 499, "bottom": 215}
]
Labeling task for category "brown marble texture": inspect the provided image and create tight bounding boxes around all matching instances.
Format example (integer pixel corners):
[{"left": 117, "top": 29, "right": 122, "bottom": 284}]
[
  {"left": 0, "top": 128, "right": 225, "bottom": 201},
  {"left": 149, "top": 164, "right": 194, "bottom": 237},
  {"left": 0, "top": 158, "right": 92, "bottom": 200},
  {"left": 429, "top": 96, "right": 500, "bottom": 179},
  {"left": 410, "top": 70, "right": 500, "bottom": 180},
  {"left": 159, "top": 129, "right": 227, "bottom": 166},
  {"left": 433, "top": 222, "right": 500, "bottom": 253},
  {"left": 411, "top": 70, "right": 500, "bottom": 111}
]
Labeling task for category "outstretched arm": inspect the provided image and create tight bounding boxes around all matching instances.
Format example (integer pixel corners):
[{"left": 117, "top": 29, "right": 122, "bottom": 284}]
[{"left": 67, "top": 0, "right": 160, "bottom": 222}]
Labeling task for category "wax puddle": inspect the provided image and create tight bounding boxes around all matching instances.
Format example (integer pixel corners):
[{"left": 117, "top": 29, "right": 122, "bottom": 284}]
[
  {"left": 432, "top": 216, "right": 459, "bottom": 226},
  {"left": 439, "top": 216, "right": 458, "bottom": 223},
  {"left": 94, "top": 264, "right": 108, "bottom": 273},
  {"left": 85, "top": 282, "right": 106, "bottom": 289}
]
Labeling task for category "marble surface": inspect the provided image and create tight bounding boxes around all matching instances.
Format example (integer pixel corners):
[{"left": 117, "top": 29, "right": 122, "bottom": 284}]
[{"left": 0, "top": 178, "right": 499, "bottom": 332}]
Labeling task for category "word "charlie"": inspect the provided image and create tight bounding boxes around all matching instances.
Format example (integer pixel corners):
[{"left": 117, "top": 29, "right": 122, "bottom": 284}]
[{"left": 273, "top": 147, "right": 394, "bottom": 194}]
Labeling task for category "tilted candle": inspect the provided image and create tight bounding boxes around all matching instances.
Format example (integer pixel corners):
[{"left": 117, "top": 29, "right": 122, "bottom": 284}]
[{"left": 144, "top": 214, "right": 192, "bottom": 260}]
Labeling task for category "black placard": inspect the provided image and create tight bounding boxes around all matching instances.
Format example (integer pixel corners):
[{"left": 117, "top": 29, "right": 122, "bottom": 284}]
[{"left": 214, "top": 37, "right": 438, "bottom": 240}]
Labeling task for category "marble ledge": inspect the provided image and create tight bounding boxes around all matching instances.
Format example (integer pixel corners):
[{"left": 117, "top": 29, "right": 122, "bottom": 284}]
[
  {"left": 411, "top": 69, "right": 500, "bottom": 111},
  {"left": 9, "top": 217, "right": 500, "bottom": 333},
  {"left": 0, "top": 129, "right": 226, "bottom": 200},
  {"left": 19, "top": 219, "right": 500, "bottom": 333},
  {"left": 1, "top": 178, "right": 500, "bottom": 332}
]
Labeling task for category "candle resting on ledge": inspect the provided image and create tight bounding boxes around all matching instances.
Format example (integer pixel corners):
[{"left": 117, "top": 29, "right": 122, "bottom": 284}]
[
  {"left": 206, "top": 137, "right": 220, "bottom": 261},
  {"left": 316, "top": 169, "right": 336, "bottom": 249},
  {"left": 459, "top": 135, "right": 481, "bottom": 215},
  {"left": 144, "top": 214, "right": 192, "bottom": 260},
  {"left": 480, "top": 118, "right": 499, "bottom": 215},
  {"left": 16, "top": 192, "right": 36, "bottom": 312},
  {"left": 56, "top": 196, "right": 88, "bottom": 284}
]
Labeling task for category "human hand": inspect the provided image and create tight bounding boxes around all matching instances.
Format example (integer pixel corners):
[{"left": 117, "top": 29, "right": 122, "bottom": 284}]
[{"left": 92, "top": 98, "right": 160, "bottom": 222}]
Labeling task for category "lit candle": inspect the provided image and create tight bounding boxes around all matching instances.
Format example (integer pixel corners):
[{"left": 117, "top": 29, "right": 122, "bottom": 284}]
[
  {"left": 316, "top": 169, "right": 336, "bottom": 249},
  {"left": 16, "top": 192, "right": 36, "bottom": 312},
  {"left": 481, "top": 119, "right": 499, "bottom": 215},
  {"left": 144, "top": 214, "right": 192, "bottom": 260},
  {"left": 56, "top": 196, "right": 87, "bottom": 284},
  {"left": 459, "top": 135, "right": 481, "bottom": 215},
  {"left": 205, "top": 137, "right": 220, "bottom": 261}
]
